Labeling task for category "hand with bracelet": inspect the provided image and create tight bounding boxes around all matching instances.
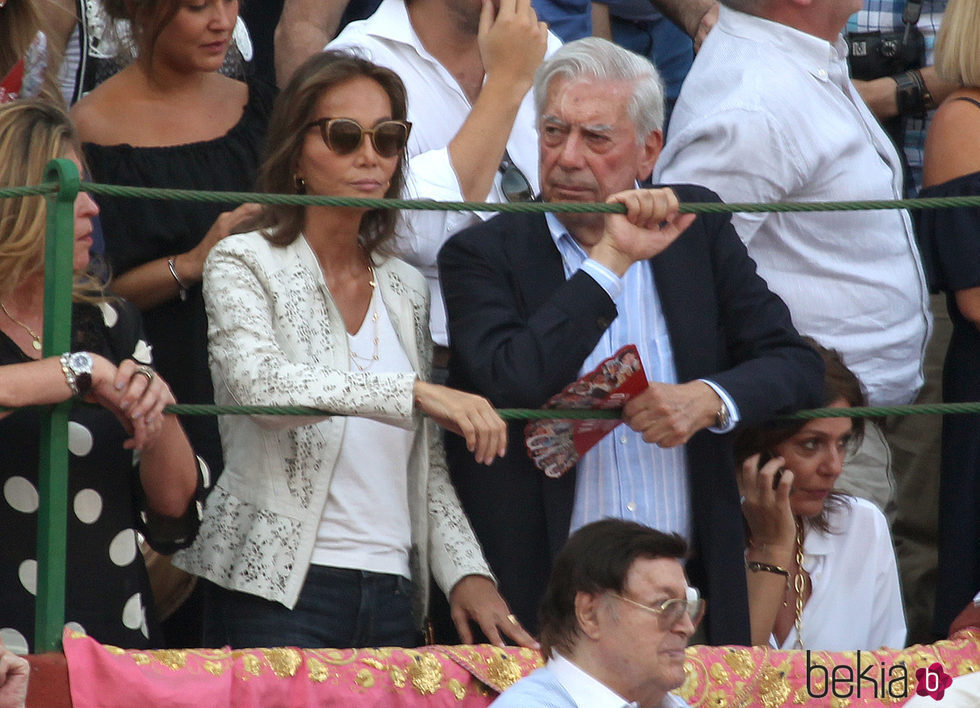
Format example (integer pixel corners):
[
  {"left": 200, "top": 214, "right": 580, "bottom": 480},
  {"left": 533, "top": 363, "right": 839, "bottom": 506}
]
[
  {"left": 738, "top": 452, "right": 797, "bottom": 562},
  {"left": 169, "top": 203, "right": 264, "bottom": 303},
  {"left": 53, "top": 351, "right": 176, "bottom": 452},
  {"left": 88, "top": 358, "right": 178, "bottom": 452},
  {"left": 737, "top": 452, "right": 798, "bottom": 646}
]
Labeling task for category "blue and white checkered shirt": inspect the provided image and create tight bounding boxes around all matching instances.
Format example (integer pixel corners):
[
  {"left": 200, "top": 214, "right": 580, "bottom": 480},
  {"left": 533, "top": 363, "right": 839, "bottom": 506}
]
[
  {"left": 545, "top": 213, "right": 738, "bottom": 543},
  {"left": 847, "top": 1, "right": 946, "bottom": 195}
]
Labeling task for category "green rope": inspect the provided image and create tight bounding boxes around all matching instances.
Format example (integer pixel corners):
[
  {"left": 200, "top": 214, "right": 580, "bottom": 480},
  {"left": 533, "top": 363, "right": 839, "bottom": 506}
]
[
  {"left": 0, "top": 184, "right": 58, "bottom": 199},
  {"left": 158, "top": 401, "right": 980, "bottom": 420},
  {"left": 5, "top": 400, "right": 980, "bottom": 421},
  {"left": 781, "top": 401, "right": 980, "bottom": 420},
  {"left": 161, "top": 404, "right": 623, "bottom": 419},
  {"left": 67, "top": 181, "right": 980, "bottom": 214}
]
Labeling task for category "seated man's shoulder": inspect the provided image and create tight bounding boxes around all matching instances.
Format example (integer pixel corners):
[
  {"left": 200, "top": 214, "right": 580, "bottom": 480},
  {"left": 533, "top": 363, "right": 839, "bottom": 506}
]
[{"left": 491, "top": 666, "right": 576, "bottom": 707}]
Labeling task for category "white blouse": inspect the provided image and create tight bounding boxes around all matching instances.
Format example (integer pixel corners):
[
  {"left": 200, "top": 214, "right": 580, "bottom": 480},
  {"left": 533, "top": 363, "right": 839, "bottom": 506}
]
[{"left": 772, "top": 496, "right": 906, "bottom": 651}]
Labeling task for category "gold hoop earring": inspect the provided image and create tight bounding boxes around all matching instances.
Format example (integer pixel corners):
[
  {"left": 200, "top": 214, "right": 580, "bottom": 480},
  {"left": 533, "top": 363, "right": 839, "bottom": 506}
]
[{"left": 294, "top": 175, "right": 306, "bottom": 194}]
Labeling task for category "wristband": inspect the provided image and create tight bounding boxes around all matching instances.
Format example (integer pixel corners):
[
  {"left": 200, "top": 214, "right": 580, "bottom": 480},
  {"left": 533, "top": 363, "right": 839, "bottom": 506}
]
[{"left": 893, "top": 69, "right": 934, "bottom": 116}]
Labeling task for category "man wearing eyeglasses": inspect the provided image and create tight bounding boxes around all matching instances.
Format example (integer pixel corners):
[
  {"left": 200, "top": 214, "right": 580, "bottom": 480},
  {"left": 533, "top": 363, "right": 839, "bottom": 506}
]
[
  {"left": 438, "top": 37, "right": 823, "bottom": 646},
  {"left": 492, "top": 519, "right": 697, "bottom": 707}
]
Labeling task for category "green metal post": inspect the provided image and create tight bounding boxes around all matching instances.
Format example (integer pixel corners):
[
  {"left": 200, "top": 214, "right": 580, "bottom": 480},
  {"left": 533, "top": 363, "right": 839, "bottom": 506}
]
[{"left": 35, "top": 158, "right": 79, "bottom": 652}]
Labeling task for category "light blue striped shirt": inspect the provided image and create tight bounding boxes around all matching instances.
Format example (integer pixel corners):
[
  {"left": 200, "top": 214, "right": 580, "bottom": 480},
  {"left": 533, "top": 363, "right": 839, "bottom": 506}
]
[{"left": 545, "top": 213, "right": 738, "bottom": 543}]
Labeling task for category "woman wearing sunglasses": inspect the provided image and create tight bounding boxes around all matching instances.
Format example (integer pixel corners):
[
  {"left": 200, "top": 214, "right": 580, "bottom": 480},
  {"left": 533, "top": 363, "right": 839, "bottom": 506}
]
[
  {"left": 735, "top": 339, "right": 905, "bottom": 651},
  {"left": 174, "top": 51, "right": 535, "bottom": 651}
]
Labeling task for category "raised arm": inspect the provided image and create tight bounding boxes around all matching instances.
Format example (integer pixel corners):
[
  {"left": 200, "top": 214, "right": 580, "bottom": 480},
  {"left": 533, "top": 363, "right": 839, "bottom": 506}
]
[
  {"left": 275, "top": 0, "right": 350, "bottom": 86},
  {"left": 438, "top": 214, "right": 618, "bottom": 407},
  {"left": 446, "top": 0, "right": 548, "bottom": 202},
  {"left": 737, "top": 454, "right": 797, "bottom": 646}
]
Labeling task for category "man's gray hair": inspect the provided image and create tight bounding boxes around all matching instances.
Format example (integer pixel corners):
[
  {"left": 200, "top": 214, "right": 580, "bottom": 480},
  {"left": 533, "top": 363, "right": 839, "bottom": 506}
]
[{"left": 532, "top": 37, "right": 665, "bottom": 140}]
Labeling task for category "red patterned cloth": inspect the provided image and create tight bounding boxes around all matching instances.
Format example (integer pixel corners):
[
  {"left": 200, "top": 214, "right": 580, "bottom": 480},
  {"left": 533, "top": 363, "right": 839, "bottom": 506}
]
[
  {"left": 62, "top": 628, "right": 980, "bottom": 706},
  {"left": 62, "top": 631, "right": 542, "bottom": 707}
]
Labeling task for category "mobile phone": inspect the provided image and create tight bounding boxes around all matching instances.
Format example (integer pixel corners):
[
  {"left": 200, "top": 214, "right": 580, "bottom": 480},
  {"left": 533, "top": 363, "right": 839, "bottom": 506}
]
[{"left": 758, "top": 450, "right": 784, "bottom": 489}]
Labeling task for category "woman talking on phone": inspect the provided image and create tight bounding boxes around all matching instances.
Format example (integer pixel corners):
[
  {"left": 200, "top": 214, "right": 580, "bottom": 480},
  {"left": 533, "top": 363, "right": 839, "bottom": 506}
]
[{"left": 736, "top": 339, "right": 905, "bottom": 650}]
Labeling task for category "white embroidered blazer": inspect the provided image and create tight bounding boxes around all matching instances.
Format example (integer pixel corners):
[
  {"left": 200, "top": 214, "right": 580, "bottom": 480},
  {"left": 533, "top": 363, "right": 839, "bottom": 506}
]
[{"left": 174, "top": 230, "right": 493, "bottom": 620}]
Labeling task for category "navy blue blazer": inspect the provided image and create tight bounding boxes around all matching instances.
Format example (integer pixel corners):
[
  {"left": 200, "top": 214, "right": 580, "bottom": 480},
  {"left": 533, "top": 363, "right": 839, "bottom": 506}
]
[{"left": 437, "top": 183, "right": 824, "bottom": 645}]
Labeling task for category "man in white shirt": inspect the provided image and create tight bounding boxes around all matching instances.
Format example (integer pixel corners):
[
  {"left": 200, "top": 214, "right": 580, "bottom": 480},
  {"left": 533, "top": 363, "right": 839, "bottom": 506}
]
[
  {"left": 327, "top": 0, "right": 560, "bottom": 351},
  {"left": 654, "top": 0, "right": 932, "bottom": 516},
  {"left": 492, "top": 519, "right": 694, "bottom": 708}
]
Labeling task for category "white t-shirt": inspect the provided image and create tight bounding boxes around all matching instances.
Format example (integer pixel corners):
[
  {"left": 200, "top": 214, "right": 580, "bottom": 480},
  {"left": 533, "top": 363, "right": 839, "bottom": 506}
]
[{"left": 313, "top": 285, "right": 414, "bottom": 577}]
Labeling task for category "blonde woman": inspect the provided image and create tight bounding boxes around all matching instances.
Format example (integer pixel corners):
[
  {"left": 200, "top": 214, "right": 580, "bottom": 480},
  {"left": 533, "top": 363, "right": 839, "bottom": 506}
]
[
  {"left": 917, "top": 0, "right": 980, "bottom": 637},
  {"left": 0, "top": 100, "right": 205, "bottom": 654}
]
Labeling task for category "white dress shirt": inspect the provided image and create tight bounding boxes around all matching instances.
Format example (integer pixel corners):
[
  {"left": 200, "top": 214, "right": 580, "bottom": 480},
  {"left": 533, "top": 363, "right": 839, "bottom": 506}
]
[
  {"left": 772, "top": 497, "right": 906, "bottom": 651},
  {"left": 328, "top": 0, "right": 562, "bottom": 345},
  {"left": 492, "top": 651, "right": 691, "bottom": 707},
  {"left": 549, "top": 653, "right": 639, "bottom": 708},
  {"left": 655, "top": 5, "right": 931, "bottom": 406}
]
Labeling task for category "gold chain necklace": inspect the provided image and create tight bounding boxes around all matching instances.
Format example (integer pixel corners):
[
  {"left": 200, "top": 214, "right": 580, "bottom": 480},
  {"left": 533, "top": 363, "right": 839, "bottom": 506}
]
[
  {"left": 348, "top": 267, "right": 379, "bottom": 371},
  {"left": 793, "top": 520, "right": 806, "bottom": 650},
  {"left": 0, "top": 300, "right": 42, "bottom": 351}
]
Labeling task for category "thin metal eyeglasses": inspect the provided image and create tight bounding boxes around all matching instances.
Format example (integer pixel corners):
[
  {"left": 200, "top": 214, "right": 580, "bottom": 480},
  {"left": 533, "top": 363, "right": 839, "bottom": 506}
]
[
  {"left": 498, "top": 149, "right": 534, "bottom": 202},
  {"left": 305, "top": 117, "right": 412, "bottom": 158},
  {"left": 609, "top": 587, "right": 705, "bottom": 628}
]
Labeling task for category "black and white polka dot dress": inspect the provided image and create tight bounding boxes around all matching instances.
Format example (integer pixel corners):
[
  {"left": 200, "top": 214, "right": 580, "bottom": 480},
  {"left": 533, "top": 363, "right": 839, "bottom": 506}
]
[{"left": 0, "top": 300, "right": 208, "bottom": 654}]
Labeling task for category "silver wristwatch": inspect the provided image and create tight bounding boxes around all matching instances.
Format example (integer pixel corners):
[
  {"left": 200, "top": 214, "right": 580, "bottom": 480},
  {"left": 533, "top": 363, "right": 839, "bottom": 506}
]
[
  {"left": 715, "top": 399, "right": 732, "bottom": 430},
  {"left": 60, "top": 351, "right": 94, "bottom": 397}
]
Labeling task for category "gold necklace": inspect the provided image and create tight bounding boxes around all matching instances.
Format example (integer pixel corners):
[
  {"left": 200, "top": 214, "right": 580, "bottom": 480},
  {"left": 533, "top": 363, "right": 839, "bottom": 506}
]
[
  {"left": 0, "top": 300, "right": 42, "bottom": 351},
  {"left": 793, "top": 520, "right": 806, "bottom": 650},
  {"left": 348, "top": 267, "right": 379, "bottom": 371}
]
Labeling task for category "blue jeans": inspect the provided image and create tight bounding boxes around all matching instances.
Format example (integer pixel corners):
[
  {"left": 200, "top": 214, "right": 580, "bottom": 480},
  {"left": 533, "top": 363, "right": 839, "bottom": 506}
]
[{"left": 203, "top": 566, "right": 420, "bottom": 648}]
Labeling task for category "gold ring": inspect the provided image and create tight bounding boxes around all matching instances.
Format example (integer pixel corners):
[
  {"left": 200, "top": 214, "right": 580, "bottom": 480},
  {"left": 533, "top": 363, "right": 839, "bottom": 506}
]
[
  {"left": 133, "top": 365, "right": 155, "bottom": 384},
  {"left": 507, "top": 614, "right": 518, "bottom": 625}
]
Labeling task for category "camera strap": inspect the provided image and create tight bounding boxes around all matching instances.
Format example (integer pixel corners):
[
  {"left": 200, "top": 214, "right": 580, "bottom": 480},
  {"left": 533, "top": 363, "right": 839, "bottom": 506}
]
[{"left": 902, "top": 1, "right": 922, "bottom": 45}]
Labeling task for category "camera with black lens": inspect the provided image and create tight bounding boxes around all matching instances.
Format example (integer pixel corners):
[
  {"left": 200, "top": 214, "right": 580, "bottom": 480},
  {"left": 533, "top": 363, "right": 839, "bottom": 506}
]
[{"left": 846, "top": 27, "right": 925, "bottom": 81}]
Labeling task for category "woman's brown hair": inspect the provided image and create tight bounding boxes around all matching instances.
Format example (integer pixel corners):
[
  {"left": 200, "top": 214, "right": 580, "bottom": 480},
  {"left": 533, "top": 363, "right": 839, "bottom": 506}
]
[
  {"left": 101, "top": 0, "right": 183, "bottom": 66},
  {"left": 256, "top": 51, "right": 408, "bottom": 257},
  {"left": 735, "top": 337, "right": 867, "bottom": 532}
]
